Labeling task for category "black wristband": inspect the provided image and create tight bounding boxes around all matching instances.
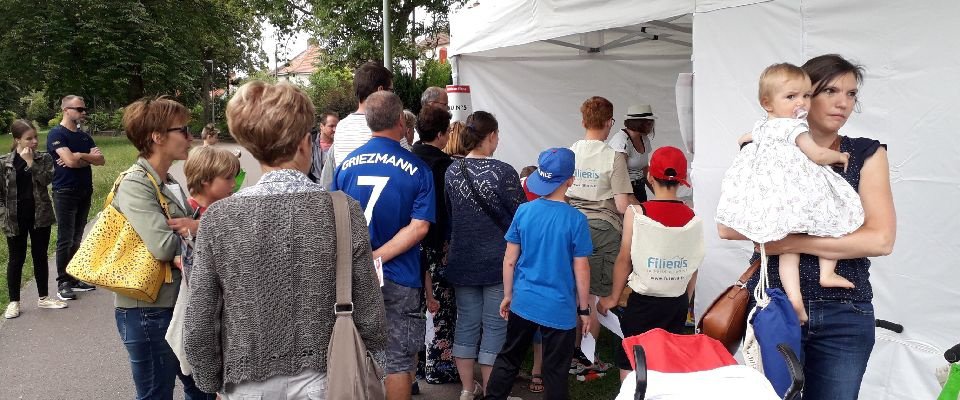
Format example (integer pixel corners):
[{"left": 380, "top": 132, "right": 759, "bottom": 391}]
[{"left": 577, "top": 306, "right": 590, "bottom": 316}]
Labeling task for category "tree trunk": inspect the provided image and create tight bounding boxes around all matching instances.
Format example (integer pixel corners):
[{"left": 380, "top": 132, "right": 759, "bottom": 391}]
[{"left": 127, "top": 64, "right": 145, "bottom": 104}]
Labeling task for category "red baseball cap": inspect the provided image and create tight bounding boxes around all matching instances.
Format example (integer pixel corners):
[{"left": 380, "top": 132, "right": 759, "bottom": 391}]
[{"left": 649, "top": 146, "right": 690, "bottom": 187}]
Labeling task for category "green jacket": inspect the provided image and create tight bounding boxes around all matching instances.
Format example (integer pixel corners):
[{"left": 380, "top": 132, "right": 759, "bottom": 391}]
[
  {"left": 0, "top": 151, "right": 55, "bottom": 237},
  {"left": 111, "top": 158, "right": 194, "bottom": 308}
]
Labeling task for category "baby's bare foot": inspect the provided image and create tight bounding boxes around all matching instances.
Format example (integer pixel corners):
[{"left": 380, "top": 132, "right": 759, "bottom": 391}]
[{"left": 820, "top": 273, "right": 856, "bottom": 289}]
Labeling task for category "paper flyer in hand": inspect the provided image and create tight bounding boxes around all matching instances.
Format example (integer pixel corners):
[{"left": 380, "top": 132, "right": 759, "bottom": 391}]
[
  {"left": 373, "top": 257, "right": 385, "bottom": 287},
  {"left": 595, "top": 297, "right": 625, "bottom": 338},
  {"left": 580, "top": 332, "right": 597, "bottom": 364}
]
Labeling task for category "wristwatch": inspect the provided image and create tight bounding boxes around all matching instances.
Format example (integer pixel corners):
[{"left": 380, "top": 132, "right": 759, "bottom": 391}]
[{"left": 577, "top": 306, "right": 590, "bottom": 316}]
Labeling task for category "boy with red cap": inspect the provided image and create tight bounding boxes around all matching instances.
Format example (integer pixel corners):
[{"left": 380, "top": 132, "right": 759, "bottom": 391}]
[
  {"left": 597, "top": 146, "right": 705, "bottom": 382},
  {"left": 485, "top": 148, "right": 594, "bottom": 400}
]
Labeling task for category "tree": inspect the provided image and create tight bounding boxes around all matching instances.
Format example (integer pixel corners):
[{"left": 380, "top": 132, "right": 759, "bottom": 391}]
[
  {"left": 0, "top": 0, "right": 263, "bottom": 110},
  {"left": 258, "top": 0, "right": 463, "bottom": 67}
]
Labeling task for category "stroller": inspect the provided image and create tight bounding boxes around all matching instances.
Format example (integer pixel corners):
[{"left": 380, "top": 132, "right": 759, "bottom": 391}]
[{"left": 615, "top": 329, "right": 803, "bottom": 400}]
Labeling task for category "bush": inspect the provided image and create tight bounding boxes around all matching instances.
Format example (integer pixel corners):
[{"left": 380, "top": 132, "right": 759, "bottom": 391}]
[
  {"left": 0, "top": 110, "right": 18, "bottom": 135},
  {"left": 391, "top": 60, "right": 453, "bottom": 115},
  {"left": 307, "top": 67, "right": 356, "bottom": 119},
  {"left": 88, "top": 107, "right": 124, "bottom": 132},
  {"left": 20, "top": 90, "right": 53, "bottom": 124},
  {"left": 48, "top": 111, "right": 62, "bottom": 128}
]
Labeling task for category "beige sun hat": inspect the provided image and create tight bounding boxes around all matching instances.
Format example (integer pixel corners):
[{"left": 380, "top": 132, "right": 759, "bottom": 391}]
[{"left": 625, "top": 104, "right": 657, "bottom": 120}]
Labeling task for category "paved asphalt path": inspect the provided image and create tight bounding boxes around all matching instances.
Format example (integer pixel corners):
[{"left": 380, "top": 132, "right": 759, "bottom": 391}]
[{"left": 0, "top": 142, "right": 540, "bottom": 399}]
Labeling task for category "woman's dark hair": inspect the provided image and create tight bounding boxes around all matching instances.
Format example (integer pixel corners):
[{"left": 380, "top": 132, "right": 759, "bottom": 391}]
[
  {"left": 416, "top": 105, "right": 452, "bottom": 142},
  {"left": 461, "top": 111, "right": 498, "bottom": 152},
  {"left": 10, "top": 119, "right": 35, "bottom": 151},
  {"left": 802, "top": 54, "right": 864, "bottom": 97},
  {"left": 624, "top": 118, "right": 653, "bottom": 133}
]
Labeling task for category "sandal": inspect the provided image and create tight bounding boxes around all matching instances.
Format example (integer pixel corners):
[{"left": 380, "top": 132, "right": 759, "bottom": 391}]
[{"left": 528, "top": 374, "right": 544, "bottom": 393}]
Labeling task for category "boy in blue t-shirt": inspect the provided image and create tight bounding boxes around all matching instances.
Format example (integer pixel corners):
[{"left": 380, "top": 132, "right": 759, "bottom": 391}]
[{"left": 485, "top": 148, "right": 593, "bottom": 400}]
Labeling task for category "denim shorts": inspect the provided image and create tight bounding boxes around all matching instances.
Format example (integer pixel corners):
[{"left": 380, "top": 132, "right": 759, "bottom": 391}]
[
  {"left": 452, "top": 284, "right": 507, "bottom": 365},
  {"left": 382, "top": 278, "right": 426, "bottom": 374}
]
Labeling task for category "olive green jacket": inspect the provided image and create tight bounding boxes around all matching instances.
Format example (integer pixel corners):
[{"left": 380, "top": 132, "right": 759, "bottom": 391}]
[
  {"left": 0, "top": 151, "right": 56, "bottom": 237},
  {"left": 111, "top": 158, "right": 194, "bottom": 308}
]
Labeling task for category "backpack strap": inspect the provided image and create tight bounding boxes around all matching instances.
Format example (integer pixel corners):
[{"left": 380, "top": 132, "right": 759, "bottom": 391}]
[{"left": 330, "top": 191, "right": 354, "bottom": 314}]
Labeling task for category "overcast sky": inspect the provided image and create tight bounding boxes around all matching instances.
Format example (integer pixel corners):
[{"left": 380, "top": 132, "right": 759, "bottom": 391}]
[{"left": 260, "top": 22, "right": 311, "bottom": 72}]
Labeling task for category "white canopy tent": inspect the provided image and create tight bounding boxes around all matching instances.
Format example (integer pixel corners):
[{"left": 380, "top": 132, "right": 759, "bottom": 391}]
[{"left": 450, "top": 1, "right": 960, "bottom": 398}]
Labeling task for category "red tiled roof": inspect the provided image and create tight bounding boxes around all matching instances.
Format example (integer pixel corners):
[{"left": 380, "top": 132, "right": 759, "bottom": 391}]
[{"left": 277, "top": 45, "right": 321, "bottom": 76}]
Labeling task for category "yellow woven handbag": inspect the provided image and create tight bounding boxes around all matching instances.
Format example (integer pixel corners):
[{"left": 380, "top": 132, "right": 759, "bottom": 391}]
[{"left": 66, "top": 167, "right": 173, "bottom": 302}]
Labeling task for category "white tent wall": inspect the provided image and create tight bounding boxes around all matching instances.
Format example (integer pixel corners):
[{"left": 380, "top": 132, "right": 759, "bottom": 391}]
[
  {"left": 449, "top": 0, "right": 692, "bottom": 56},
  {"left": 455, "top": 56, "right": 690, "bottom": 169},
  {"left": 693, "top": 0, "right": 960, "bottom": 397}
]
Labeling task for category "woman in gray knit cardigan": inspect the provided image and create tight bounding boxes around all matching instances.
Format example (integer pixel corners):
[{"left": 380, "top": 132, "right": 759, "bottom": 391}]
[{"left": 183, "top": 81, "right": 387, "bottom": 398}]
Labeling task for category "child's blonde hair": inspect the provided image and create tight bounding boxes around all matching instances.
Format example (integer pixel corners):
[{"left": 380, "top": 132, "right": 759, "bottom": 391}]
[
  {"left": 184, "top": 146, "right": 241, "bottom": 195},
  {"left": 758, "top": 63, "right": 810, "bottom": 103}
]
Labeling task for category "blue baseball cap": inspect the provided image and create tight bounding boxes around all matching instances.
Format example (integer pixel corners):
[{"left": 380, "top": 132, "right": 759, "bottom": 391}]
[{"left": 526, "top": 147, "right": 576, "bottom": 196}]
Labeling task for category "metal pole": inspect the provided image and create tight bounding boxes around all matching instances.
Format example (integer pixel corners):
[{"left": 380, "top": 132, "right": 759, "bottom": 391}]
[
  {"left": 212, "top": 59, "right": 216, "bottom": 123},
  {"left": 382, "top": 0, "right": 391, "bottom": 67}
]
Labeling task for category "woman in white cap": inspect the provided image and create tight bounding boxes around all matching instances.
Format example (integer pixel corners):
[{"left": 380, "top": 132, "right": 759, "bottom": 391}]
[{"left": 607, "top": 104, "right": 657, "bottom": 202}]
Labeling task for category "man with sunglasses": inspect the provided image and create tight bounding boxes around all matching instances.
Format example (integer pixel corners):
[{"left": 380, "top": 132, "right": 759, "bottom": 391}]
[{"left": 46, "top": 95, "right": 106, "bottom": 301}]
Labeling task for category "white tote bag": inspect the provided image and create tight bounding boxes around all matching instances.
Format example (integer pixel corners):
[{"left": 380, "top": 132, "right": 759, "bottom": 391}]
[{"left": 626, "top": 207, "right": 705, "bottom": 297}]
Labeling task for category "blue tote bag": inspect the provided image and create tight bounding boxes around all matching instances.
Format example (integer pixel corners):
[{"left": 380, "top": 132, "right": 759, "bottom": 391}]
[{"left": 745, "top": 246, "right": 803, "bottom": 397}]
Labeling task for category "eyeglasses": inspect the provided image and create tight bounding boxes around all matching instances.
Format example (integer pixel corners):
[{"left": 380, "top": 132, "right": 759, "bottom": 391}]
[
  {"left": 167, "top": 126, "right": 191, "bottom": 138},
  {"left": 66, "top": 107, "right": 88, "bottom": 113},
  {"left": 429, "top": 100, "right": 449, "bottom": 106}
]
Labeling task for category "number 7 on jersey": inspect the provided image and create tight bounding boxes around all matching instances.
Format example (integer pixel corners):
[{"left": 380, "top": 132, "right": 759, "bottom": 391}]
[{"left": 357, "top": 176, "right": 390, "bottom": 225}]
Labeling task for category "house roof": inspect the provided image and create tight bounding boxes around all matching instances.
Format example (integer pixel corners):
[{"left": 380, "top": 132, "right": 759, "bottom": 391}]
[{"left": 276, "top": 45, "right": 321, "bottom": 76}]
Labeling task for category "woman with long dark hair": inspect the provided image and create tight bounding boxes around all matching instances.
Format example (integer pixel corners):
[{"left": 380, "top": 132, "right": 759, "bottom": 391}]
[
  {"left": 3, "top": 120, "right": 64, "bottom": 319},
  {"left": 445, "top": 111, "right": 525, "bottom": 399}
]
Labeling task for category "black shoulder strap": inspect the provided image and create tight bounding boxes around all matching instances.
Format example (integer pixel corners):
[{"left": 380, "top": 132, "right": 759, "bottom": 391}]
[{"left": 459, "top": 159, "right": 510, "bottom": 234}]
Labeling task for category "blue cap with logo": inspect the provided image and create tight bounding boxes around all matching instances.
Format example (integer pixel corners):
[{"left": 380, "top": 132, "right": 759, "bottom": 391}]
[{"left": 526, "top": 147, "right": 576, "bottom": 196}]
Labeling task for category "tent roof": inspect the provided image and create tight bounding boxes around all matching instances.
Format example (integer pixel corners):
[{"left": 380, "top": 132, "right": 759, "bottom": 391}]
[{"left": 450, "top": 0, "right": 694, "bottom": 58}]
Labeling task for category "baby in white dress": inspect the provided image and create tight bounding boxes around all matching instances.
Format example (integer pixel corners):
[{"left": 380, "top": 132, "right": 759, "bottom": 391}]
[{"left": 716, "top": 63, "right": 864, "bottom": 323}]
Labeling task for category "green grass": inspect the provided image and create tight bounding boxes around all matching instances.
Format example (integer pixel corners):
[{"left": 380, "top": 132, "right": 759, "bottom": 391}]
[
  {"left": 515, "top": 328, "right": 623, "bottom": 398},
  {"left": 0, "top": 130, "right": 138, "bottom": 308}
]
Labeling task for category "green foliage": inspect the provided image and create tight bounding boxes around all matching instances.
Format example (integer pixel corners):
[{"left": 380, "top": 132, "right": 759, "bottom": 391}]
[
  {"left": 391, "top": 60, "right": 453, "bottom": 115},
  {"left": 0, "top": 0, "right": 264, "bottom": 108},
  {"left": 0, "top": 110, "right": 18, "bottom": 135},
  {"left": 88, "top": 107, "right": 125, "bottom": 133},
  {"left": 257, "top": 0, "right": 462, "bottom": 67},
  {"left": 20, "top": 90, "right": 53, "bottom": 125},
  {"left": 307, "top": 66, "right": 355, "bottom": 118},
  {"left": 238, "top": 70, "right": 279, "bottom": 86},
  {"left": 48, "top": 111, "right": 63, "bottom": 129},
  {"left": 420, "top": 59, "right": 453, "bottom": 88}
]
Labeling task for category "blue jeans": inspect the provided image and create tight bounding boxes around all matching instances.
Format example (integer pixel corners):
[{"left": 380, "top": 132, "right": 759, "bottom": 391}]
[
  {"left": 453, "top": 284, "right": 507, "bottom": 365},
  {"left": 53, "top": 187, "right": 92, "bottom": 285},
  {"left": 801, "top": 300, "right": 876, "bottom": 400},
  {"left": 115, "top": 308, "right": 215, "bottom": 400}
]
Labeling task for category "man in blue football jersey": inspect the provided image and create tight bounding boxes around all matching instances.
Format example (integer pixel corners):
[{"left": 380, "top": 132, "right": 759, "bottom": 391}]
[{"left": 333, "top": 91, "right": 435, "bottom": 400}]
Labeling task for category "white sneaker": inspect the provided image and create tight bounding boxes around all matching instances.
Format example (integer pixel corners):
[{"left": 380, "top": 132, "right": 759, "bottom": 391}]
[
  {"left": 38, "top": 296, "right": 68, "bottom": 309},
  {"left": 4, "top": 301, "right": 20, "bottom": 319}
]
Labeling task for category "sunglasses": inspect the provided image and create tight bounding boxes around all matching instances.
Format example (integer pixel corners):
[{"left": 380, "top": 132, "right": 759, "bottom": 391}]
[
  {"left": 167, "top": 126, "right": 192, "bottom": 138},
  {"left": 66, "top": 107, "right": 88, "bottom": 113}
]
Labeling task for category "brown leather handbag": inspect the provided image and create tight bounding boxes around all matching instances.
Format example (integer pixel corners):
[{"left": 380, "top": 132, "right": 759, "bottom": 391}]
[
  {"left": 326, "top": 191, "right": 386, "bottom": 400},
  {"left": 697, "top": 258, "right": 761, "bottom": 355}
]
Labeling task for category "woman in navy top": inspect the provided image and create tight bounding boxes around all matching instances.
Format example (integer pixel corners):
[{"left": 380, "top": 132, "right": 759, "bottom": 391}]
[
  {"left": 444, "top": 111, "right": 525, "bottom": 398},
  {"left": 722, "top": 54, "right": 896, "bottom": 400}
]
